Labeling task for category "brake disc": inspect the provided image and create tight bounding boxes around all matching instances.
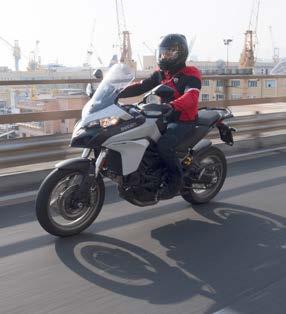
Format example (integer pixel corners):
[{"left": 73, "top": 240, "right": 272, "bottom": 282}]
[{"left": 57, "top": 185, "right": 88, "bottom": 220}]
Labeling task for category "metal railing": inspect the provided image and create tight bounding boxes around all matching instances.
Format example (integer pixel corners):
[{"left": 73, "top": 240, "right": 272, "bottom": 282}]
[
  {"left": 1, "top": 73, "right": 286, "bottom": 124},
  {"left": 0, "top": 75, "right": 286, "bottom": 169},
  {"left": 1, "top": 96, "right": 286, "bottom": 125},
  {"left": 0, "top": 111, "right": 285, "bottom": 169}
]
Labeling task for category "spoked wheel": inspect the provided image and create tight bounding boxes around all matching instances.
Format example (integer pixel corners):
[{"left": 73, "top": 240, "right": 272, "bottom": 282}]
[
  {"left": 36, "top": 168, "right": 105, "bottom": 237},
  {"left": 181, "top": 146, "right": 227, "bottom": 204}
]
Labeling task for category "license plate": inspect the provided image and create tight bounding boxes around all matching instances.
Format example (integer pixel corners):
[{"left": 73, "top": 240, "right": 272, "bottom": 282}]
[{"left": 218, "top": 124, "right": 235, "bottom": 146}]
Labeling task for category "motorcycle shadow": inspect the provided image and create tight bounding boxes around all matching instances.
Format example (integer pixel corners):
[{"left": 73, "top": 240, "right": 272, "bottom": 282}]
[
  {"left": 55, "top": 232, "right": 200, "bottom": 304},
  {"left": 151, "top": 202, "right": 286, "bottom": 312},
  {"left": 55, "top": 202, "right": 286, "bottom": 308}
]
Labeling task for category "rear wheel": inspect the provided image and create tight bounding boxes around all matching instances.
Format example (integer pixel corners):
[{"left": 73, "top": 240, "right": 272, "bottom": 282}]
[
  {"left": 181, "top": 146, "right": 227, "bottom": 204},
  {"left": 36, "top": 168, "right": 105, "bottom": 237}
]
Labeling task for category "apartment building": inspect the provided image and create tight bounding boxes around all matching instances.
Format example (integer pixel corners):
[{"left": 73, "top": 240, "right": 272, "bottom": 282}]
[
  {"left": 200, "top": 76, "right": 286, "bottom": 102},
  {"left": 16, "top": 94, "right": 87, "bottom": 137}
]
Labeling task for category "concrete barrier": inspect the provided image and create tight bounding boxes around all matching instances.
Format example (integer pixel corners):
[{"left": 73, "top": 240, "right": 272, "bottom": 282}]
[{"left": 1, "top": 133, "right": 286, "bottom": 198}]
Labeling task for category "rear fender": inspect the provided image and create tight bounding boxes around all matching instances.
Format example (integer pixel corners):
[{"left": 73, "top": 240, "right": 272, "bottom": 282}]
[{"left": 191, "top": 139, "right": 212, "bottom": 158}]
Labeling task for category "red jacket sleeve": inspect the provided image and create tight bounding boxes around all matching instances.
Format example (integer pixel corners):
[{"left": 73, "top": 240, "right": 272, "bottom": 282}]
[
  {"left": 171, "top": 89, "right": 200, "bottom": 120},
  {"left": 171, "top": 67, "right": 201, "bottom": 120}
]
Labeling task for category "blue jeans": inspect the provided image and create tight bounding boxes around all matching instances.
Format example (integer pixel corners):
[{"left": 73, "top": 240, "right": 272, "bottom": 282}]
[{"left": 157, "top": 121, "right": 196, "bottom": 184}]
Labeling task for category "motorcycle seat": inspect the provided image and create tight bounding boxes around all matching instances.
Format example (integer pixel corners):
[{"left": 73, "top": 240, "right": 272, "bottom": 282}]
[{"left": 197, "top": 110, "right": 220, "bottom": 126}]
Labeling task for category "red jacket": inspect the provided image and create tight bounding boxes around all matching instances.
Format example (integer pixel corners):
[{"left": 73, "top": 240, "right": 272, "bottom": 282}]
[{"left": 118, "top": 65, "right": 202, "bottom": 121}]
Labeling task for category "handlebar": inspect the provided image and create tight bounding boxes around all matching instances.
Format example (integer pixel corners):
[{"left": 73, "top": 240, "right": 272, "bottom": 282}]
[{"left": 124, "top": 103, "right": 174, "bottom": 121}]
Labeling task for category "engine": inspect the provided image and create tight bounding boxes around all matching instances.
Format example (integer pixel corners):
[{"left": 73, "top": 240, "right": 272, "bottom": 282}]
[{"left": 118, "top": 145, "right": 164, "bottom": 206}]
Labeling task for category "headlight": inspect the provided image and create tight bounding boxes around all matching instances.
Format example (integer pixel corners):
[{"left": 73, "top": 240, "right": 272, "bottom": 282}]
[
  {"left": 86, "top": 117, "right": 120, "bottom": 129},
  {"left": 99, "top": 117, "right": 120, "bottom": 128},
  {"left": 86, "top": 120, "right": 100, "bottom": 128}
]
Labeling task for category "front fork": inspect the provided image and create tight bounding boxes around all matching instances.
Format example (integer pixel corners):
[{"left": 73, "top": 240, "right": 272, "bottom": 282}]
[
  {"left": 81, "top": 148, "right": 107, "bottom": 178},
  {"left": 76, "top": 148, "right": 107, "bottom": 200},
  {"left": 82, "top": 148, "right": 91, "bottom": 158}
]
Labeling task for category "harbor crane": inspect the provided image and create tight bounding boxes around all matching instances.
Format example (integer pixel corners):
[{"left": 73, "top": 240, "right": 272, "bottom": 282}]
[
  {"left": 142, "top": 41, "right": 155, "bottom": 55},
  {"left": 269, "top": 25, "right": 280, "bottom": 64},
  {"left": 115, "top": 0, "right": 136, "bottom": 69},
  {"left": 27, "top": 40, "right": 42, "bottom": 71},
  {"left": 239, "top": 0, "right": 261, "bottom": 68},
  {"left": 84, "top": 19, "right": 103, "bottom": 68},
  {"left": 0, "top": 36, "right": 21, "bottom": 71},
  {"left": 187, "top": 35, "right": 196, "bottom": 61}
]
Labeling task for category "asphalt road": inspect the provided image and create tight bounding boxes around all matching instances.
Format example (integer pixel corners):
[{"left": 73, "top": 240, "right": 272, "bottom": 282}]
[{"left": 1, "top": 148, "right": 286, "bottom": 314}]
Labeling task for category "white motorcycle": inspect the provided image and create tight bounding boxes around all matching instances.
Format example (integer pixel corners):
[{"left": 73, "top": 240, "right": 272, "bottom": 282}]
[{"left": 36, "top": 63, "right": 235, "bottom": 237}]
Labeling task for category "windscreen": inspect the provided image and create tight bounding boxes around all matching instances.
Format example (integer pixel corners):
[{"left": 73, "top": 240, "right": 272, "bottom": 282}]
[{"left": 82, "top": 63, "right": 134, "bottom": 118}]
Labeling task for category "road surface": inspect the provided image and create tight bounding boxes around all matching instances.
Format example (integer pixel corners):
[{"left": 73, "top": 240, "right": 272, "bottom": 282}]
[{"left": 1, "top": 148, "right": 286, "bottom": 314}]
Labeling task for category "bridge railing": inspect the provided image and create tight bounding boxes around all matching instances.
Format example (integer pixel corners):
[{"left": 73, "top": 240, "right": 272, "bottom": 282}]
[
  {"left": 1, "top": 74, "right": 286, "bottom": 123},
  {"left": 1, "top": 111, "right": 285, "bottom": 169},
  {"left": 0, "top": 75, "right": 286, "bottom": 169}
]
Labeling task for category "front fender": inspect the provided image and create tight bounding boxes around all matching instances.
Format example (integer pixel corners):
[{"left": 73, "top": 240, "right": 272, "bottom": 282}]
[{"left": 55, "top": 157, "right": 92, "bottom": 171}]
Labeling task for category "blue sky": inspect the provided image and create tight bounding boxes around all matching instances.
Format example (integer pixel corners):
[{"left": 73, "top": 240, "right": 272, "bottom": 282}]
[{"left": 0, "top": 0, "right": 285, "bottom": 70}]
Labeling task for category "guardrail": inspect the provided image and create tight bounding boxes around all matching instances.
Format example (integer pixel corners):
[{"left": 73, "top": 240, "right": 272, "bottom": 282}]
[
  {"left": 0, "top": 111, "right": 285, "bottom": 169},
  {"left": 1, "top": 75, "right": 286, "bottom": 169},
  {"left": 0, "top": 134, "right": 79, "bottom": 168},
  {"left": 1, "top": 97, "right": 286, "bottom": 125},
  {"left": 208, "top": 112, "right": 286, "bottom": 139}
]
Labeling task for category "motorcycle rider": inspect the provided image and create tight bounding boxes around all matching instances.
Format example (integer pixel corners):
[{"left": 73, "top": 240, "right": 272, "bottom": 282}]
[{"left": 118, "top": 34, "right": 202, "bottom": 199}]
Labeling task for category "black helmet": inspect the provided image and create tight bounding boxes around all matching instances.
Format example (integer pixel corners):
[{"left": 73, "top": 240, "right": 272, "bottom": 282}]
[{"left": 157, "top": 34, "right": 189, "bottom": 72}]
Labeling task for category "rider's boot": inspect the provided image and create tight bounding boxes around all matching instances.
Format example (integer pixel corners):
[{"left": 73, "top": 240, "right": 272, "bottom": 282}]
[{"left": 158, "top": 169, "right": 182, "bottom": 200}]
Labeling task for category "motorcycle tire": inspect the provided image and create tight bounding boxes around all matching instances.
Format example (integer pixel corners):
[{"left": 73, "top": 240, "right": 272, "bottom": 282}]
[
  {"left": 181, "top": 146, "right": 227, "bottom": 204},
  {"left": 36, "top": 168, "right": 105, "bottom": 237}
]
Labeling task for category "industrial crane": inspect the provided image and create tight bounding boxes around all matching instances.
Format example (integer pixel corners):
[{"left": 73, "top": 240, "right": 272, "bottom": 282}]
[
  {"left": 27, "top": 40, "right": 42, "bottom": 71},
  {"left": 239, "top": 0, "right": 261, "bottom": 68},
  {"left": 142, "top": 41, "right": 155, "bottom": 55},
  {"left": 269, "top": 25, "right": 280, "bottom": 64},
  {"left": 84, "top": 19, "right": 103, "bottom": 68},
  {"left": 115, "top": 0, "right": 136, "bottom": 69},
  {"left": 187, "top": 35, "right": 196, "bottom": 61},
  {"left": 0, "top": 36, "right": 21, "bottom": 71}
]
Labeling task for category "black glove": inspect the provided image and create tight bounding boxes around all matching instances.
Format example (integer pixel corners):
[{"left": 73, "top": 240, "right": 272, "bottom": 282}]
[
  {"left": 162, "top": 103, "right": 181, "bottom": 122},
  {"left": 161, "top": 103, "right": 173, "bottom": 114}
]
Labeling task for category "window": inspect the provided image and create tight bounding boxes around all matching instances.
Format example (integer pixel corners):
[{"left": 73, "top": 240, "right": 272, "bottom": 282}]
[
  {"left": 231, "top": 94, "right": 241, "bottom": 100},
  {"left": 216, "top": 94, "right": 224, "bottom": 100},
  {"left": 230, "top": 80, "right": 240, "bottom": 87},
  {"left": 202, "top": 94, "right": 209, "bottom": 101},
  {"left": 248, "top": 80, "right": 258, "bottom": 88},
  {"left": 216, "top": 80, "right": 224, "bottom": 87},
  {"left": 265, "top": 80, "right": 276, "bottom": 88},
  {"left": 202, "top": 79, "right": 210, "bottom": 86}
]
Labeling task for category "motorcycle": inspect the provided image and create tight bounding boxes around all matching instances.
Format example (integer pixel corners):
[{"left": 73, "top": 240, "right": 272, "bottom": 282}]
[{"left": 35, "top": 63, "right": 235, "bottom": 237}]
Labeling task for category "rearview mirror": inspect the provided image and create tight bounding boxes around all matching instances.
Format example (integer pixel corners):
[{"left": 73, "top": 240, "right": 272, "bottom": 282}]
[
  {"left": 86, "top": 83, "right": 95, "bottom": 98},
  {"left": 93, "top": 69, "right": 103, "bottom": 80}
]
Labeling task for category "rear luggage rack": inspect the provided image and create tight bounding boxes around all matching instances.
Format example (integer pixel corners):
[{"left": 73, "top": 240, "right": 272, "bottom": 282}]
[{"left": 199, "top": 107, "right": 233, "bottom": 119}]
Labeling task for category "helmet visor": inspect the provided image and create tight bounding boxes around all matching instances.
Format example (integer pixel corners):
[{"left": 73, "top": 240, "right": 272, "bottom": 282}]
[{"left": 158, "top": 46, "right": 179, "bottom": 62}]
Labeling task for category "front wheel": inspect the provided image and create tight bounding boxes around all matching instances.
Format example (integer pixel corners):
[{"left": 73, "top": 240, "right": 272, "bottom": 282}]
[
  {"left": 181, "top": 146, "right": 227, "bottom": 204},
  {"left": 36, "top": 168, "right": 105, "bottom": 237}
]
